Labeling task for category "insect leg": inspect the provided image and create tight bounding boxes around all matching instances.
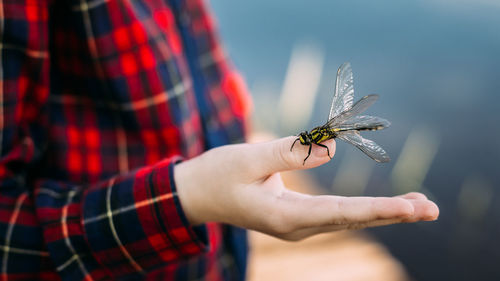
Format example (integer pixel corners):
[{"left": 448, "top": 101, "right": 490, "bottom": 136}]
[
  {"left": 315, "top": 143, "right": 331, "bottom": 159},
  {"left": 290, "top": 137, "right": 300, "bottom": 152},
  {"left": 303, "top": 144, "right": 313, "bottom": 165}
]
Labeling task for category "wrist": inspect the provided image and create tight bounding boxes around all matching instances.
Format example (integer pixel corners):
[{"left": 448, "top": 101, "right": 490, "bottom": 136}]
[{"left": 174, "top": 159, "right": 206, "bottom": 225}]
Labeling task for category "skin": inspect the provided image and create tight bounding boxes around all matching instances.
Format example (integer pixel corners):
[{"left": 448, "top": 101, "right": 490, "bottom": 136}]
[{"left": 175, "top": 136, "right": 439, "bottom": 241}]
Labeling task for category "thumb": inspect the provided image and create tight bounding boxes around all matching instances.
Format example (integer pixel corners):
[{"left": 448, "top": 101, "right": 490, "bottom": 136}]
[{"left": 246, "top": 136, "right": 336, "bottom": 178}]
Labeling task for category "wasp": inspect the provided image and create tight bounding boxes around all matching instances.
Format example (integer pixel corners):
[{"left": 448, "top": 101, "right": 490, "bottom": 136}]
[{"left": 291, "top": 62, "right": 391, "bottom": 164}]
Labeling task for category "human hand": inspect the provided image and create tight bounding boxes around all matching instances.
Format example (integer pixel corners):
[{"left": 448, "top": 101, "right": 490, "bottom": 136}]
[{"left": 174, "top": 136, "right": 439, "bottom": 241}]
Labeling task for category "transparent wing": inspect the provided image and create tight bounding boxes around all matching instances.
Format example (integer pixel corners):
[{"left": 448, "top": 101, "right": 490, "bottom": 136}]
[
  {"left": 336, "top": 115, "right": 391, "bottom": 131},
  {"left": 328, "top": 62, "right": 354, "bottom": 120},
  {"left": 337, "top": 131, "right": 390, "bottom": 163},
  {"left": 328, "top": 94, "right": 379, "bottom": 127}
]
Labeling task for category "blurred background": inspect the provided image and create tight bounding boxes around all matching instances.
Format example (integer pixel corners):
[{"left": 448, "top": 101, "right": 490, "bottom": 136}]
[{"left": 211, "top": 0, "right": 500, "bottom": 280}]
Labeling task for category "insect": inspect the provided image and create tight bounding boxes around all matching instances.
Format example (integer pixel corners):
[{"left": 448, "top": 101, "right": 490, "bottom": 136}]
[{"left": 291, "top": 62, "right": 391, "bottom": 164}]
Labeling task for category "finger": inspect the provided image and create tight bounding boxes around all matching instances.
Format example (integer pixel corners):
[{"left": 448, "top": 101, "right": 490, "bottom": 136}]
[
  {"left": 242, "top": 136, "right": 336, "bottom": 178},
  {"left": 279, "top": 198, "right": 439, "bottom": 241},
  {"left": 273, "top": 195, "right": 438, "bottom": 241},
  {"left": 278, "top": 192, "right": 415, "bottom": 230},
  {"left": 281, "top": 218, "right": 405, "bottom": 241},
  {"left": 397, "top": 192, "right": 428, "bottom": 200},
  {"left": 403, "top": 199, "right": 439, "bottom": 222}
]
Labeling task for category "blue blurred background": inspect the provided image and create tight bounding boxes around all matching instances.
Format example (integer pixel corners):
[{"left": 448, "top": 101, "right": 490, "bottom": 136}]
[{"left": 211, "top": 1, "right": 500, "bottom": 280}]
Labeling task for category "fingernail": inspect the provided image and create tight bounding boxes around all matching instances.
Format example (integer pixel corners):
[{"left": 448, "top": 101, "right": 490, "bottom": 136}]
[{"left": 312, "top": 140, "right": 335, "bottom": 159}]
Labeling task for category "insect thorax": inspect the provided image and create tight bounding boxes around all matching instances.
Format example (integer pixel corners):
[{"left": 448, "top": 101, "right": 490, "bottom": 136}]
[
  {"left": 309, "top": 127, "right": 333, "bottom": 143},
  {"left": 298, "top": 131, "right": 311, "bottom": 145}
]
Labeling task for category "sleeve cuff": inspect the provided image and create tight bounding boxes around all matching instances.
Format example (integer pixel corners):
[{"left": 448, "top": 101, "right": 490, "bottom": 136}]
[
  {"left": 82, "top": 156, "right": 209, "bottom": 277},
  {"left": 159, "top": 157, "right": 209, "bottom": 250}
]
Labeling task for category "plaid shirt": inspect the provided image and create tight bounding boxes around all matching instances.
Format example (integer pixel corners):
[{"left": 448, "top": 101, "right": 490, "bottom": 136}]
[{"left": 0, "top": 0, "right": 251, "bottom": 280}]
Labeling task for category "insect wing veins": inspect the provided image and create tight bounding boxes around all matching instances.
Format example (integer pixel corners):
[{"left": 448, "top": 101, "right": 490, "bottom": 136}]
[{"left": 329, "top": 62, "right": 355, "bottom": 121}]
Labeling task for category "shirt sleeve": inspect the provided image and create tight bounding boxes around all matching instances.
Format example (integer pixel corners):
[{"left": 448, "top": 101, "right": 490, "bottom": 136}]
[
  {"left": 36, "top": 157, "right": 209, "bottom": 279},
  {"left": 0, "top": 2, "right": 207, "bottom": 280}
]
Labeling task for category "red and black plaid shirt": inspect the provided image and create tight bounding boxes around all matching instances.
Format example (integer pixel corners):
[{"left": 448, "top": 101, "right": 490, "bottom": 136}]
[{"left": 0, "top": 0, "right": 251, "bottom": 280}]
